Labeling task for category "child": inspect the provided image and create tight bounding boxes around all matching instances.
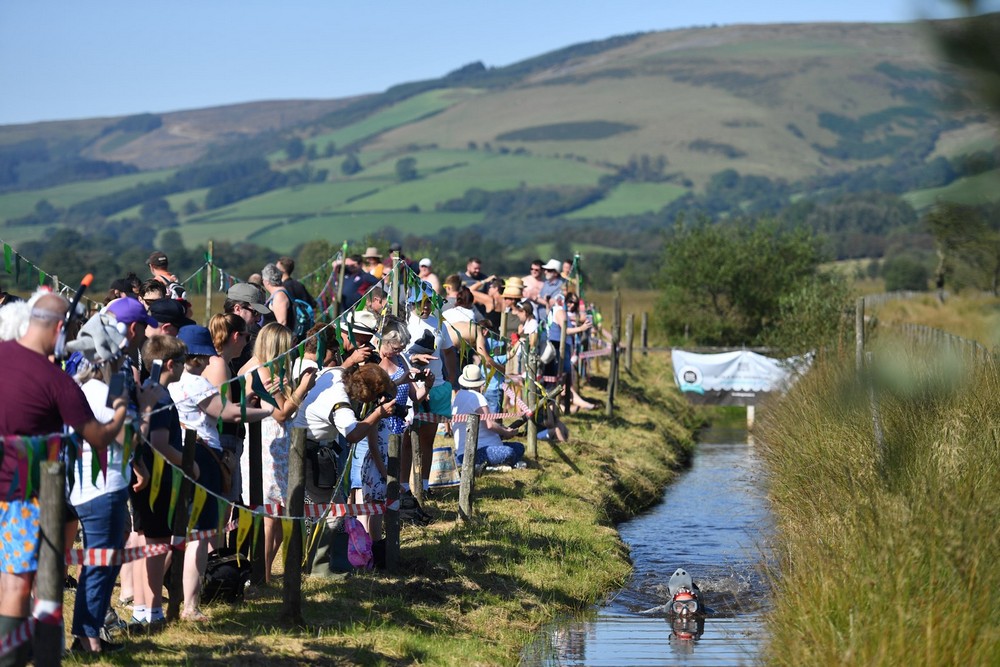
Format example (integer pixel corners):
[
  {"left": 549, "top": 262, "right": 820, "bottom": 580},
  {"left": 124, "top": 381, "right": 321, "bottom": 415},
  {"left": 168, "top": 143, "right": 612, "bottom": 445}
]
[{"left": 129, "top": 335, "right": 191, "bottom": 630}]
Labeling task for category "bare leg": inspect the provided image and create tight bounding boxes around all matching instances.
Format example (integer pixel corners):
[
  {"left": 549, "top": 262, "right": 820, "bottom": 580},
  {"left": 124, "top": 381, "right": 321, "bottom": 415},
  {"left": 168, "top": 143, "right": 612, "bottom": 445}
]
[
  {"left": 351, "top": 488, "right": 369, "bottom": 534},
  {"left": 182, "top": 539, "right": 207, "bottom": 617},
  {"left": 120, "top": 532, "right": 139, "bottom": 603},
  {"left": 144, "top": 538, "right": 168, "bottom": 612},
  {"left": 263, "top": 517, "right": 282, "bottom": 583}
]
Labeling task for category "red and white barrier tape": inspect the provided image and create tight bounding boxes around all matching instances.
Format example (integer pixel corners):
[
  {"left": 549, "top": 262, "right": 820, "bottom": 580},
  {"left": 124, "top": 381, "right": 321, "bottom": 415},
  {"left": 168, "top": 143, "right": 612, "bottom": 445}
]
[
  {"left": 66, "top": 522, "right": 237, "bottom": 567},
  {"left": 251, "top": 500, "right": 397, "bottom": 518},
  {"left": 0, "top": 600, "right": 61, "bottom": 658}
]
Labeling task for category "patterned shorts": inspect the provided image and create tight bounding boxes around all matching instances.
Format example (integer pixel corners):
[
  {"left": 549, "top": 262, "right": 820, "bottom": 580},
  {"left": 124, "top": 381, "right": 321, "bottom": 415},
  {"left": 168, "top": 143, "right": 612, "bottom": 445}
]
[{"left": 0, "top": 498, "right": 40, "bottom": 574}]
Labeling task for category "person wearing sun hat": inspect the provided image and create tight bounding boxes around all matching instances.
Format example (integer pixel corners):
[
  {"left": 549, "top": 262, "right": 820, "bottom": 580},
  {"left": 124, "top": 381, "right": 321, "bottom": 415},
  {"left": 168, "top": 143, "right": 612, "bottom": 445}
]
[
  {"left": 362, "top": 247, "right": 384, "bottom": 279},
  {"left": 168, "top": 325, "right": 271, "bottom": 622},
  {"left": 451, "top": 364, "right": 525, "bottom": 469}
]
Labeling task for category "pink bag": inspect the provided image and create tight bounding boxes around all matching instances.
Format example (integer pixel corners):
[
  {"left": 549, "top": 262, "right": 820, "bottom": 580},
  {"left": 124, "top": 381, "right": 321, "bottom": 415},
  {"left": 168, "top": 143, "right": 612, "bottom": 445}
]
[{"left": 345, "top": 516, "right": 373, "bottom": 570}]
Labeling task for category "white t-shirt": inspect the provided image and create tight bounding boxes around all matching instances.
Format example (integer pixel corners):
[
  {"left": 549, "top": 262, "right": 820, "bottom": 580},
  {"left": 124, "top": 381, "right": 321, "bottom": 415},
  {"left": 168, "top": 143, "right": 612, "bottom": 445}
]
[
  {"left": 69, "top": 379, "right": 129, "bottom": 506},
  {"left": 406, "top": 312, "right": 453, "bottom": 388},
  {"left": 169, "top": 371, "right": 222, "bottom": 451},
  {"left": 291, "top": 357, "right": 319, "bottom": 383},
  {"left": 293, "top": 367, "right": 357, "bottom": 443},
  {"left": 522, "top": 319, "right": 538, "bottom": 336},
  {"left": 452, "top": 389, "right": 501, "bottom": 458}
]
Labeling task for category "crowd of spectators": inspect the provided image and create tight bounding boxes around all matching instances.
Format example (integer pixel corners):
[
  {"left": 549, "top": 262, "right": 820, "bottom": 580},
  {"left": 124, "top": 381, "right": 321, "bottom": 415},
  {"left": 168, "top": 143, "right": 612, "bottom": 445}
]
[{"left": 0, "top": 244, "right": 594, "bottom": 659}]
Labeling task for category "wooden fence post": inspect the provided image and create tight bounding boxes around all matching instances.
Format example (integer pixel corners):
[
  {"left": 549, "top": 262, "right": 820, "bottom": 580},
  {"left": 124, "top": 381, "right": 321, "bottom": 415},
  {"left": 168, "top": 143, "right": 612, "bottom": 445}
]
[
  {"left": 625, "top": 313, "right": 634, "bottom": 373},
  {"left": 410, "top": 430, "right": 423, "bottom": 506},
  {"left": 282, "top": 428, "right": 305, "bottom": 626},
  {"left": 606, "top": 291, "right": 621, "bottom": 418},
  {"left": 526, "top": 351, "right": 538, "bottom": 460},
  {"left": 458, "top": 415, "right": 481, "bottom": 522},
  {"left": 386, "top": 433, "right": 401, "bottom": 572},
  {"left": 33, "top": 461, "right": 66, "bottom": 666},
  {"left": 167, "top": 430, "right": 197, "bottom": 622},
  {"left": 248, "top": 421, "right": 265, "bottom": 585},
  {"left": 855, "top": 297, "right": 865, "bottom": 372},
  {"left": 641, "top": 312, "right": 648, "bottom": 356},
  {"left": 204, "top": 240, "right": 213, "bottom": 326}
]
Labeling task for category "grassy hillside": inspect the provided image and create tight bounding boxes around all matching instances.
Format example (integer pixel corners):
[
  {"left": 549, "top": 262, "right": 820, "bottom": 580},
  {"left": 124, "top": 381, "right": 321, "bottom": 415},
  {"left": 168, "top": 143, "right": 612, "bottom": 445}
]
[{"left": 1, "top": 19, "right": 997, "bottom": 255}]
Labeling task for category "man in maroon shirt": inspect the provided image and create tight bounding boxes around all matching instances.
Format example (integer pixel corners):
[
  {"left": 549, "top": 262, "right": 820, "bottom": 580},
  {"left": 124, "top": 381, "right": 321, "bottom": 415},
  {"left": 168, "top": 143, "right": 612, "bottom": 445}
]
[{"left": 0, "top": 294, "right": 129, "bottom": 665}]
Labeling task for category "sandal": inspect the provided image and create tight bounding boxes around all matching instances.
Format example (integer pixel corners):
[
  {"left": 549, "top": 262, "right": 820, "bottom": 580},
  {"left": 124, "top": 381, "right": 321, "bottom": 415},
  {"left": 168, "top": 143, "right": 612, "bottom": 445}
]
[{"left": 181, "top": 609, "right": 209, "bottom": 622}]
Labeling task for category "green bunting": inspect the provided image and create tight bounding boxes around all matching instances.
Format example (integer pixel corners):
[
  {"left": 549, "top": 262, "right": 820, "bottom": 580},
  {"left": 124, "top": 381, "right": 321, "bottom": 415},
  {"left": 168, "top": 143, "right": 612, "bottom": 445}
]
[
  {"left": 167, "top": 466, "right": 182, "bottom": 528},
  {"left": 3, "top": 243, "right": 11, "bottom": 274},
  {"left": 239, "top": 375, "right": 247, "bottom": 423}
]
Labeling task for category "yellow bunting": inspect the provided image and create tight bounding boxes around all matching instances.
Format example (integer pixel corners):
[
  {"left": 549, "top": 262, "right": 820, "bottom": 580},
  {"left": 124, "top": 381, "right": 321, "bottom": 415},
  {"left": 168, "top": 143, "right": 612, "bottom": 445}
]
[
  {"left": 280, "top": 518, "right": 293, "bottom": 565},
  {"left": 235, "top": 508, "right": 253, "bottom": 554},
  {"left": 188, "top": 486, "right": 207, "bottom": 533},
  {"left": 150, "top": 452, "right": 164, "bottom": 511}
]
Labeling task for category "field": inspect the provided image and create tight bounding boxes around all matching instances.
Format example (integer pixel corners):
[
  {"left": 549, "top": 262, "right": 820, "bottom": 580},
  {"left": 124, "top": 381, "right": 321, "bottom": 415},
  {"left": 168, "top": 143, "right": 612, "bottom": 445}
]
[
  {"left": 0, "top": 169, "right": 175, "bottom": 221},
  {"left": 565, "top": 182, "right": 688, "bottom": 218},
  {"left": 902, "top": 167, "right": 1000, "bottom": 210}
]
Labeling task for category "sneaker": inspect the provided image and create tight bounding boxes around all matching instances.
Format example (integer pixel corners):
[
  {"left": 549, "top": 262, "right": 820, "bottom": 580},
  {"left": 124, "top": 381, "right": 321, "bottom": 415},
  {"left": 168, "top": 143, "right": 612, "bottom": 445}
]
[{"left": 99, "top": 608, "right": 128, "bottom": 642}]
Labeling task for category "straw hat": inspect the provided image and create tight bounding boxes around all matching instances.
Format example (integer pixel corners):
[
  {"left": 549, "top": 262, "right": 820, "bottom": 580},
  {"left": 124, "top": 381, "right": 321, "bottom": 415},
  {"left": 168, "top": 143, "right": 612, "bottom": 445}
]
[
  {"left": 505, "top": 276, "right": 525, "bottom": 290},
  {"left": 501, "top": 284, "right": 523, "bottom": 299}
]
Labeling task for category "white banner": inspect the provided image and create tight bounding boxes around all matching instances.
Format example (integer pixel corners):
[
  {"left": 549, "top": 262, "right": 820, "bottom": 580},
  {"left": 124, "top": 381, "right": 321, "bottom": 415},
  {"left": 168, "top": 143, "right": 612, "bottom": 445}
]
[{"left": 671, "top": 349, "right": 810, "bottom": 405}]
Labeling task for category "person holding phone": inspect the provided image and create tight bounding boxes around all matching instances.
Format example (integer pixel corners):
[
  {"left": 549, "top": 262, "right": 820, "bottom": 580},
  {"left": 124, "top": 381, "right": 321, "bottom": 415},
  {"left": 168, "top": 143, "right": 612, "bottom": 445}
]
[{"left": 65, "top": 312, "right": 151, "bottom": 653}]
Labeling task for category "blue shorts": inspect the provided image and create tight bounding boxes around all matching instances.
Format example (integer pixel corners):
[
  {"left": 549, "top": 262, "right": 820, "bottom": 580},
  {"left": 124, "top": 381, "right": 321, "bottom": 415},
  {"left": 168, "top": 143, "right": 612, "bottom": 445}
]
[
  {"left": 0, "top": 498, "right": 40, "bottom": 574},
  {"left": 428, "top": 383, "right": 453, "bottom": 417}
]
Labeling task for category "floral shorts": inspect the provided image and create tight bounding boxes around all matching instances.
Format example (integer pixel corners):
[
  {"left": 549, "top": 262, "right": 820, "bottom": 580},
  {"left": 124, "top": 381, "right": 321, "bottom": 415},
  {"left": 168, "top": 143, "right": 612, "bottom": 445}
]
[{"left": 0, "top": 498, "right": 40, "bottom": 574}]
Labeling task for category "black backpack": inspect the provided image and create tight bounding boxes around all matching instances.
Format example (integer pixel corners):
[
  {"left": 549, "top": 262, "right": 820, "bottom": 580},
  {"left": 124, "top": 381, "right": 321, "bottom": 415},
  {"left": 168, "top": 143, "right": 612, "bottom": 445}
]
[{"left": 201, "top": 548, "right": 251, "bottom": 604}]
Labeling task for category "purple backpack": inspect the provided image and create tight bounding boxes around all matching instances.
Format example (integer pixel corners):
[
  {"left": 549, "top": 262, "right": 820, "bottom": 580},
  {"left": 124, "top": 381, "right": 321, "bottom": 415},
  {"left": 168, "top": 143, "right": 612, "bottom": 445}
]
[{"left": 345, "top": 516, "right": 373, "bottom": 569}]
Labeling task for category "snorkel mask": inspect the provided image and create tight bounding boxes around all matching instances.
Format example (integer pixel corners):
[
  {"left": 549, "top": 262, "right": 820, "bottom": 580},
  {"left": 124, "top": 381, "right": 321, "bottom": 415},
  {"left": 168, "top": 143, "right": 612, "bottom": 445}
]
[{"left": 670, "top": 588, "right": 700, "bottom": 617}]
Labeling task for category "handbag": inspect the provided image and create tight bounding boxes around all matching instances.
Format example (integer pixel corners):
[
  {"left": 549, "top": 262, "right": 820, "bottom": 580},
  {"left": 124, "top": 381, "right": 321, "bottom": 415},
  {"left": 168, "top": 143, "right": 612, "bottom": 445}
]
[
  {"left": 428, "top": 445, "right": 461, "bottom": 488},
  {"left": 540, "top": 341, "right": 557, "bottom": 364},
  {"left": 305, "top": 439, "right": 339, "bottom": 490}
]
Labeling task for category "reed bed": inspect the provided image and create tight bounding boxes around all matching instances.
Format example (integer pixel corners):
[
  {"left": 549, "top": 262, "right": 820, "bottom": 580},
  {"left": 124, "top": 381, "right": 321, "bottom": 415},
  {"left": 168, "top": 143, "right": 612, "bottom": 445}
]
[{"left": 758, "top": 335, "right": 1000, "bottom": 666}]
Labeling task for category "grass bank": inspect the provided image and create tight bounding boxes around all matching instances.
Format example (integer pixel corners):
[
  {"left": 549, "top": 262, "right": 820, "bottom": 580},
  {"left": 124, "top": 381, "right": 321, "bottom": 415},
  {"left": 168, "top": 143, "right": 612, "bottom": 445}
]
[
  {"left": 69, "top": 355, "right": 697, "bottom": 665},
  {"left": 757, "top": 341, "right": 1000, "bottom": 665}
]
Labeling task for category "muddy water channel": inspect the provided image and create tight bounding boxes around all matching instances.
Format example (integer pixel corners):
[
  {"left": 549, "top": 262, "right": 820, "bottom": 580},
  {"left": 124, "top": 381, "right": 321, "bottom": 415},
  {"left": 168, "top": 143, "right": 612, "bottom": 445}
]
[{"left": 522, "top": 427, "right": 774, "bottom": 666}]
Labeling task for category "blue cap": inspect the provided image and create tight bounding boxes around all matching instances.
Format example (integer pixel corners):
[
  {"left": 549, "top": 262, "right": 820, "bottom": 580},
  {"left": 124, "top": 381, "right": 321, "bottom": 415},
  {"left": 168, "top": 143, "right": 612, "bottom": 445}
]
[{"left": 177, "top": 325, "right": 218, "bottom": 356}]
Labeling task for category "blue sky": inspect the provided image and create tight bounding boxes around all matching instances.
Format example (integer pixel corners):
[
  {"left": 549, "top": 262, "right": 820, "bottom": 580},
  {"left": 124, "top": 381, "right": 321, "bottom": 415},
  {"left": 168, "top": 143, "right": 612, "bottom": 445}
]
[{"left": 0, "top": 0, "right": 993, "bottom": 125}]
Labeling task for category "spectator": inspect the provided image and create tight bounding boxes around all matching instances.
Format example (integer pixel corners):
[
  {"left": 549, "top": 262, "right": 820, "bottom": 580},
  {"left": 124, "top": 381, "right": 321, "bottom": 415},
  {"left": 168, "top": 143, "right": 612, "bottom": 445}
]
[
  {"left": 104, "top": 278, "right": 133, "bottom": 305},
  {"left": 0, "top": 298, "right": 131, "bottom": 658},
  {"left": 145, "top": 251, "right": 186, "bottom": 301},
  {"left": 382, "top": 241, "right": 412, "bottom": 272},
  {"left": 336, "top": 255, "right": 378, "bottom": 311},
  {"left": 224, "top": 282, "right": 272, "bottom": 373},
  {"left": 366, "top": 286, "right": 387, "bottom": 317},
  {"left": 536, "top": 258, "right": 567, "bottom": 325},
  {"left": 128, "top": 335, "right": 191, "bottom": 631},
  {"left": 238, "top": 324, "right": 316, "bottom": 581},
  {"left": 105, "top": 297, "right": 158, "bottom": 387},
  {"left": 544, "top": 292, "right": 595, "bottom": 412},
  {"left": 204, "top": 313, "right": 252, "bottom": 502},
  {"left": 138, "top": 279, "right": 166, "bottom": 306},
  {"left": 277, "top": 256, "right": 316, "bottom": 309},
  {"left": 362, "top": 247, "right": 384, "bottom": 280},
  {"left": 146, "top": 298, "right": 195, "bottom": 337},
  {"left": 248, "top": 273, "right": 264, "bottom": 289},
  {"left": 261, "top": 263, "right": 292, "bottom": 329},
  {"left": 443, "top": 287, "right": 502, "bottom": 373},
  {"left": 441, "top": 274, "right": 462, "bottom": 313},
  {"left": 459, "top": 257, "right": 494, "bottom": 316},
  {"left": 417, "top": 258, "right": 441, "bottom": 294},
  {"left": 291, "top": 322, "right": 337, "bottom": 381},
  {"left": 521, "top": 259, "right": 544, "bottom": 302},
  {"left": 171, "top": 325, "right": 273, "bottom": 614},
  {"left": 451, "top": 365, "right": 525, "bottom": 468},
  {"left": 405, "top": 285, "right": 459, "bottom": 499}
]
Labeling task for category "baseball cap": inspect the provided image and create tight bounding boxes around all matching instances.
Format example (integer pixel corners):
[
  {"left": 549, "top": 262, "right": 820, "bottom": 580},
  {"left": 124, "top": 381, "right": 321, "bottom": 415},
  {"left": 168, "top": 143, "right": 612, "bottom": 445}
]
[
  {"left": 148, "top": 298, "right": 196, "bottom": 328},
  {"left": 227, "top": 283, "right": 271, "bottom": 314},
  {"left": 542, "top": 259, "right": 562, "bottom": 271},
  {"left": 146, "top": 251, "right": 169, "bottom": 268},
  {"left": 419, "top": 258, "right": 432, "bottom": 267},
  {"left": 105, "top": 297, "right": 158, "bottom": 327}
]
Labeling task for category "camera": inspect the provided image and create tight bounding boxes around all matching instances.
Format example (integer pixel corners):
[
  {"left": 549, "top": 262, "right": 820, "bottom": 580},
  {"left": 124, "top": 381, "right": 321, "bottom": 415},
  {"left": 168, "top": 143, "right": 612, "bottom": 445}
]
[
  {"left": 362, "top": 343, "right": 381, "bottom": 364},
  {"left": 392, "top": 403, "right": 409, "bottom": 419}
]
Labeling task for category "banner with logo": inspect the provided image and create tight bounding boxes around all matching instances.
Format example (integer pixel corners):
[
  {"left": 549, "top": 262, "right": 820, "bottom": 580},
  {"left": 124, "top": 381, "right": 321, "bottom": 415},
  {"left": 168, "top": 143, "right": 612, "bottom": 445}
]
[{"left": 670, "top": 349, "right": 810, "bottom": 405}]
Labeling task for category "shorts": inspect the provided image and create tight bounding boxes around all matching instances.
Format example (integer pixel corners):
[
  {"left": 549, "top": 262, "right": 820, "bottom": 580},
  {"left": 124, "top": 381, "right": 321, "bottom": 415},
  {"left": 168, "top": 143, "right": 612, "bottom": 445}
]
[
  {"left": 428, "top": 383, "right": 453, "bottom": 416},
  {"left": 192, "top": 444, "right": 222, "bottom": 531},
  {"left": 0, "top": 498, "right": 41, "bottom": 574},
  {"left": 130, "top": 446, "right": 173, "bottom": 539}
]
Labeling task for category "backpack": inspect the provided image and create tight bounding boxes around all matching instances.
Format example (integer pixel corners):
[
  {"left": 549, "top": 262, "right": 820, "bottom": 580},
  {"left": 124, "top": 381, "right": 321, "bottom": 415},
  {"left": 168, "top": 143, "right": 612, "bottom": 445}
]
[
  {"left": 156, "top": 274, "right": 187, "bottom": 301},
  {"left": 345, "top": 516, "right": 373, "bottom": 570},
  {"left": 201, "top": 548, "right": 251, "bottom": 604},
  {"left": 269, "top": 288, "right": 314, "bottom": 341}
]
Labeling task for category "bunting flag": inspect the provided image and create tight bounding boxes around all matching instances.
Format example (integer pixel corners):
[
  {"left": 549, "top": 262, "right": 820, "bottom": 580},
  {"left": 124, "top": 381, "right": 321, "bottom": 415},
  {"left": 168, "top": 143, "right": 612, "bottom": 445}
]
[
  {"left": 188, "top": 486, "right": 207, "bottom": 533},
  {"left": 167, "top": 466, "right": 182, "bottom": 528},
  {"left": 121, "top": 423, "right": 134, "bottom": 475},
  {"left": 150, "top": 452, "right": 164, "bottom": 511},
  {"left": 216, "top": 497, "right": 228, "bottom": 539},
  {"left": 239, "top": 375, "right": 247, "bottom": 423},
  {"left": 235, "top": 507, "right": 253, "bottom": 554},
  {"left": 3, "top": 243, "right": 11, "bottom": 274},
  {"left": 250, "top": 511, "right": 262, "bottom": 560},
  {"left": 280, "top": 517, "right": 293, "bottom": 565}
]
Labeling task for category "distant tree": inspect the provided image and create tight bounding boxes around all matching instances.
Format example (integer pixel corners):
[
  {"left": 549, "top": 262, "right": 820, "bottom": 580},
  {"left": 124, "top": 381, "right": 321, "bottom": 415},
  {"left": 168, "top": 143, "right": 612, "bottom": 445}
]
[
  {"left": 766, "top": 272, "right": 853, "bottom": 356},
  {"left": 139, "top": 198, "right": 178, "bottom": 228},
  {"left": 285, "top": 137, "right": 305, "bottom": 161},
  {"left": 324, "top": 141, "right": 336, "bottom": 158},
  {"left": 467, "top": 141, "right": 478, "bottom": 151},
  {"left": 882, "top": 254, "right": 930, "bottom": 291},
  {"left": 306, "top": 144, "right": 318, "bottom": 161},
  {"left": 657, "top": 219, "right": 825, "bottom": 345},
  {"left": 182, "top": 199, "right": 200, "bottom": 216},
  {"left": 395, "top": 157, "right": 418, "bottom": 182},
  {"left": 341, "top": 153, "right": 362, "bottom": 176},
  {"left": 313, "top": 169, "right": 329, "bottom": 183}
]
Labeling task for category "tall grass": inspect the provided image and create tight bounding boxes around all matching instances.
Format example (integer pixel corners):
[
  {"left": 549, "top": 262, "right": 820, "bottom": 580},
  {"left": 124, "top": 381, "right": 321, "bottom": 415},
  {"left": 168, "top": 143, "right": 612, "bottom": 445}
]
[{"left": 758, "top": 336, "right": 1000, "bottom": 665}]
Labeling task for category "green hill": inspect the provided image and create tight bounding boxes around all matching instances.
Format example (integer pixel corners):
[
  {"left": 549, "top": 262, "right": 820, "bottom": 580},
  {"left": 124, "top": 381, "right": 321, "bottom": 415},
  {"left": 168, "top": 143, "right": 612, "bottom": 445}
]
[{"left": 1, "top": 18, "right": 997, "bottom": 259}]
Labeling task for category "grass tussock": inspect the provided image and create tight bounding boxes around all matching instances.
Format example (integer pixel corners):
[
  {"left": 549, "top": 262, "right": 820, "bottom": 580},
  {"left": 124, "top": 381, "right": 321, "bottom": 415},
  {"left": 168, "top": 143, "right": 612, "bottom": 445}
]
[
  {"left": 66, "top": 355, "right": 697, "bottom": 666},
  {"left": 757, "top": 338, "right": 1000, "bottom": 666}
]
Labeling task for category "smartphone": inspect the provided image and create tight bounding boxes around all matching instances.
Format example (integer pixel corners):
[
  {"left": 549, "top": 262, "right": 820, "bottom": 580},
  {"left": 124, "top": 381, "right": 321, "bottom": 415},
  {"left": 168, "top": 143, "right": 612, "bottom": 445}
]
[
  {"left": 149, "top": 359, "right": 164, "bottom": 386},
  {"left": 105, "top": 372, "right": 125, "bottom": 408}
]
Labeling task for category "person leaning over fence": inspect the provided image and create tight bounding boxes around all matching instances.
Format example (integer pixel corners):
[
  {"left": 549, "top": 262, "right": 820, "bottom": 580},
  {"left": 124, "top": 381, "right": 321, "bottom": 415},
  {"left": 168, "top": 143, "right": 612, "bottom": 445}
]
[
  {"left": 237, "top": 323, "right": 315, "bottom": 583},
  {"left": 451, "top": 365, "right": 525, "bottom": 470},
  {"left": 171, "top": 325, "right": 274, "bottom": 619},
  {"left": 128, "top": 335, "right": 193, "bottom": 633},
  {"left": 0, "top": 294, "right": 134, "bottom": 665}
]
